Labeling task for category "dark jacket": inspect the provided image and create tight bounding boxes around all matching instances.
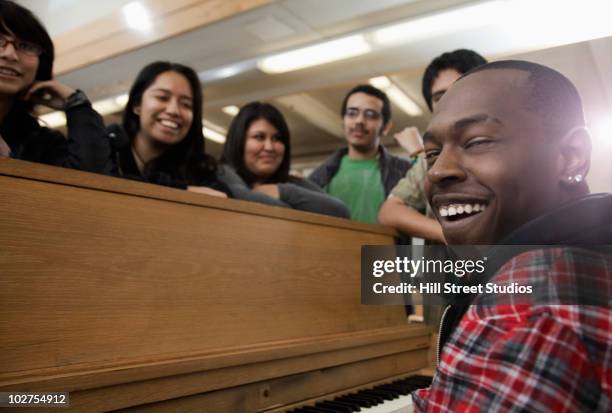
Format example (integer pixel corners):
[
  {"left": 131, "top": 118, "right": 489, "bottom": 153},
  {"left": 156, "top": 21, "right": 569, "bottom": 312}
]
[
  {"left": 217, "top": 164, "right": 350, "bottom": 218},
  {"left": 438, "top": 193, "right": 612, "bottom": 356},
  {"left": 308, "top": 145, "right": 412, "bottom": 197},
  {"left": 2, "top": 101, "right": 112, "bottom": 174},
  {"left": 106, "top": 124, "right": 230, "bottom": 195}
]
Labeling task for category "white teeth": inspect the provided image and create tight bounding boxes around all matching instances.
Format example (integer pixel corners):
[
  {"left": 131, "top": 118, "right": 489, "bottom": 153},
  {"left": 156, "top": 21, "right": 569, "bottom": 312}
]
[
  {"left": 439, "top": 203, "right": 487, "bottom": 219},
  {"left": 159, "top": 119, "right": 179, "bottom": 129},
  {"left": 0, "top": 68, "right": 19, "bottom": 76}
]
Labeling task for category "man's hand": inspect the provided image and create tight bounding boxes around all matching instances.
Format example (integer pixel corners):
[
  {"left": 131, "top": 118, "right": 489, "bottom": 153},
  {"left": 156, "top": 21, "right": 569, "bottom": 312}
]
[
  {"left": 253, "top": 184, "right": 280, "bottom": 199},
  {"left": 187, "top": 186, "right": 228, "bottom": 198},
  {"left": 394, "top": 127, "right": 424, "bottom": 157},
  {"left": 23, "top": 80, "right": 76, "bottom": 110}
]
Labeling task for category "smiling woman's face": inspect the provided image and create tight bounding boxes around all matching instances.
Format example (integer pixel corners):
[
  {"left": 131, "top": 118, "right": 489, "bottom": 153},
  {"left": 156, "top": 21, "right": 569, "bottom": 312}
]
[
  {"left": 135, "top": 70, "right": 194, "bottom": 147},
  {"left": 243, "top": 118, "right": 285, "bottom": 183},
  {"left": 0, "top": 33, "right": 39, "bottom": 96},
  {"left": 424, "top": 69, "right": 564, "bottom": 245}
]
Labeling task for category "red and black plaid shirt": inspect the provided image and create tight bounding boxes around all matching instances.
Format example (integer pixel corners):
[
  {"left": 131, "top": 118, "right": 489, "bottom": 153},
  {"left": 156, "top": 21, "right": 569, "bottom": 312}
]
[{"left": 413, "top": 247, "right": 612, "bottom": 412}]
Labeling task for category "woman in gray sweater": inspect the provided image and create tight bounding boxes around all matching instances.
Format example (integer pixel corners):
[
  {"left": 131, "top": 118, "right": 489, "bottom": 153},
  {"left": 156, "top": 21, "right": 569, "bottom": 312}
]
[{"left": 219, "top": 102, "right": 349, "bottom": 218}]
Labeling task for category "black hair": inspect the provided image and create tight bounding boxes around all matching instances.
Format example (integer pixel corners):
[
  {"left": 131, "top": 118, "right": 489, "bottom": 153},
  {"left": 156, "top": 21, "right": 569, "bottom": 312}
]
[
  {"left": 0, "top": 0, "right": 54, "bottom": 82},
  {"left": 341, "top": 84, "right": 391, "bottom": 127},
  {"left": 422, "top": 49, "right": 487, "bottom": 111},
  {"left": 122, "top": 61, "right": 217, "bottom": 184},
  {"left": 463, "top": 60, "right": 586, "bottom": 138},
  {"left": 221, "top": 101, "right": 291, "bottom": 186}
]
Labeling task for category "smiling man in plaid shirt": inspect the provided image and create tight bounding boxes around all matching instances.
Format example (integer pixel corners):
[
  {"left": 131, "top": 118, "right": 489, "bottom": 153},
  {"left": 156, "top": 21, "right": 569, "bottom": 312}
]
[{"left": 412, "top": 60, "right": 612, "bottom": 412}]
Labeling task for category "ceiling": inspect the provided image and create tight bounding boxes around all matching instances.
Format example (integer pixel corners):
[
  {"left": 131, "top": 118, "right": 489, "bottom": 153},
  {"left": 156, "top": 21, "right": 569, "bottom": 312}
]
[{"left": 20, "top": 0, "right": 612, "bottom": 192}]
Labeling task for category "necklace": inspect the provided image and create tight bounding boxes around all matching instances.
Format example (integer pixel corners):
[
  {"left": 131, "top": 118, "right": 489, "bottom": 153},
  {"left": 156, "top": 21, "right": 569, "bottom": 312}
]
[{"left": 131, "top": 145, "right": 147, "bottom": 173}]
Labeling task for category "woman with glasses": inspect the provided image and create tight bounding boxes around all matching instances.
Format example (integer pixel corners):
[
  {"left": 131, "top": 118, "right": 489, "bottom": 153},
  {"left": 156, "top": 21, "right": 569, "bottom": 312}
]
[
  {"left": 0, "top": 0, "right": 110, "bottom": 173},
  {"left": 218, "top": 101, "right": 349, "bottom": 218}
]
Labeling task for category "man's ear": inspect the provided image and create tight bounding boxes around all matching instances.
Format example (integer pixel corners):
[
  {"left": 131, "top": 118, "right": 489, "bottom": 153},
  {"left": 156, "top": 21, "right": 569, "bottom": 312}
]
[
  {"left": 558, "top": 126, "right": 591, "bottom": 186},
  {"left": 382, "top": 120, "right": 393, "bottom": 136}
]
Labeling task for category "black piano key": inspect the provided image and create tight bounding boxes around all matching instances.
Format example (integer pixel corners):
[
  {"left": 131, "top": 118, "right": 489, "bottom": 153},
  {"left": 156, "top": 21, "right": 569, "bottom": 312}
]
[
  {"left": 376, "top": 388, "right": 400, "bottom": 398},
  {"left": 361, "top": 389, "right": 395, "bottom": 400},
  {"left": 316, "top": 400, "right": 355, "bottom": 413},
  {"left": 378, "top": 383, "right": 408, "bottom": 395},
  {"left": 300, "top": 406, "right": 337, "bottom": 413},
  {"left": 285, "top": 374, "right": 434, "bottom": 412},
  {"left": 340, "top": 395, "right": 375, "bottom": 408},
  {"left": 390, "top": 380, "right": 419, "bottom": 392},
  {"left": 331, "top": 397, "right": 362, "bottom": 411},
  {"left": 354, "top": 392, "right": 384, "bottom": 404},
  {"left": 336, "top": 394, "right": 374, "bottom": 408},
  {"left": 395, "top": 378, "right": 423, "bottom": 391},
  {"left": 356, "top": 390, "right": 386, "bottom": 401}
]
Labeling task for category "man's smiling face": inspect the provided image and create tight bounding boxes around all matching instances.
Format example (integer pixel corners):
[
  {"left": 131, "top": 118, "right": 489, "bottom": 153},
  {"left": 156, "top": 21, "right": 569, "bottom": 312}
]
[{"left": 424, "top": 69, "right": 565, "bottom": 245}]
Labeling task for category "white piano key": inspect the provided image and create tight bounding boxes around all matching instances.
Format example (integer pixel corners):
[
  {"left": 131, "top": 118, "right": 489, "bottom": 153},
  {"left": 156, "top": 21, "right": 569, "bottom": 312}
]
[{"left": 358, "top": 394, "right": 413, "bottom": 413}]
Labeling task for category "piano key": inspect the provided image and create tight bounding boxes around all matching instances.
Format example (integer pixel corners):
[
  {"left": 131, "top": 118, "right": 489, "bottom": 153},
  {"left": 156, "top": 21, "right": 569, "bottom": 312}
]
[
  {"left": 286, "top": 375, "right": 432, "bottom": 413},
  {"left": 377, "top": 384, "right": 410, "bottom": 395},
  {"left": 362, "top": 389, "right": 396, "bottom": 400},
  {"left": 338, "top": 394, "right": 376, "bottom": 407},
  {"left": 357, "top": 394, "right": 413, "bottom": 413},
  {"left": 316, "top": 401, "right": 356, "bottom": 413},
  {"left": 298, "top": 406, "right": 338, "bottom": 413},
  {"left": 330, "top": 398, "right": 363, "bottom": 411},
  {"left": 355, "top": 391, "right": 385, "bottom": 404}
]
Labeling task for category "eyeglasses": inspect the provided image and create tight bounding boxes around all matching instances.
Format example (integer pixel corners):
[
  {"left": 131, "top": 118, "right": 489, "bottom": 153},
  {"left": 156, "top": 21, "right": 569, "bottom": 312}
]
[
  {"left": 345, "top": 107, "right": 382, "bottom": 121},
  {"left": 0, "top": 36, "right": 43, "bottom": 57}
]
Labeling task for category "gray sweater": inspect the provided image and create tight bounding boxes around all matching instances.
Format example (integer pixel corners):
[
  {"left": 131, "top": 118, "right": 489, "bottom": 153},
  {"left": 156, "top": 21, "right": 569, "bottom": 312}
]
[{"left": 217, "top": 164, "right": 350, "bottom": 219}]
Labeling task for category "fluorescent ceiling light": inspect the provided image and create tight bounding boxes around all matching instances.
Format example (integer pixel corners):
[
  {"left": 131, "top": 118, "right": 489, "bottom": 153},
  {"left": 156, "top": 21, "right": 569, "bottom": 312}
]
[
  {"left": 92, "top": 98, "right": 121, "bottom": 117},
  {"left": 369, "top": 76, "right": 422, "bottom": 117},
  {"left": 203, "top": 120, "right": 227, "bottom": 144},
  {"left": 115, "top": 94, "right": 129, "bottom": 107},
  {"left": 38, "top": 111, "right": 66, "bottom": 128},
  {"left": 122, "top": 2, "right": 152, "bottom": 31},
  {"left": 203, "top": 127, "right": 226, "bottom": 144},
  {"left": 212, "top": 66, "right": 241, "bottom": 80},
  {"left": 222, "top": 105, "right": 240, "bottom": 116},
  {"left": 372, "top": 1, "right": 505, "bottom": 45},
  {"left": 504, "top": 0, "right": 612, "bottom": 49},
  {"left": 198, "top": 60, "right": 256, "bottom": 83},
  {"left": 369, "top": 76, "right": 391, "bottom": 89},
  {"left": 258, "top": 34, "right": 372, "bottom": 74},
  {"left": 38, "top": 92, "right": 127, "bottom": 128}
]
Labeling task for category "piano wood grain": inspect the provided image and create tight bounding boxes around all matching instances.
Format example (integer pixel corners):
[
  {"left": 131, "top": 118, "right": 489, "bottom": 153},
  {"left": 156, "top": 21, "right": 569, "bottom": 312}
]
[{"left": 0, "top": 159, "right": 430, "bottom": 412}]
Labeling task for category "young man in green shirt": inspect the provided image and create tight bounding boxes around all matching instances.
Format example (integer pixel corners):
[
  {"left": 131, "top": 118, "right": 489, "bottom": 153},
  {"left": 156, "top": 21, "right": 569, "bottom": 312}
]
[{"left": 309, "top": 84, "right": 412, "bottom": 224}]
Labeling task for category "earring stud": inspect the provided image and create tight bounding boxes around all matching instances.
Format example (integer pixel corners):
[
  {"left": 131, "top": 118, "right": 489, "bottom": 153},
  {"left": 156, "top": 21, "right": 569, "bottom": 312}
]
[{"left": 567, "top": 174, "right": 583, "bottom": 184}]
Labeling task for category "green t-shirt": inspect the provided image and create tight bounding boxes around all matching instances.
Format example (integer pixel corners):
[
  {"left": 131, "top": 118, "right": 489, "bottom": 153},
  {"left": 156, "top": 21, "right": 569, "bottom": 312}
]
[{"left": 327, "top": 156, "right": 385, "bottom": 224}]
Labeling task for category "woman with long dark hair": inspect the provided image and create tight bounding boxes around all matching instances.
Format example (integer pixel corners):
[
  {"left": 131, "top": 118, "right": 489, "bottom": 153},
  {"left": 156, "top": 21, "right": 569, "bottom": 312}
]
[
  {"left": 219, "top": 102, "right": 349, "bottom": 217},
  {"left": 0, "top": 0, "right": 109, "bottom": 172},
  {"left": 110, "top": 61, "right": 228, "bottom": 196}
]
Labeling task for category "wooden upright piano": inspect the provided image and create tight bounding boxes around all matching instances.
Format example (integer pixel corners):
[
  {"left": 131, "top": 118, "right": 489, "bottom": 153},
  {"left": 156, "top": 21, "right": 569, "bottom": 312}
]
[{"left": 0, "top": 159, "right": 431, "bottom": 412}]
